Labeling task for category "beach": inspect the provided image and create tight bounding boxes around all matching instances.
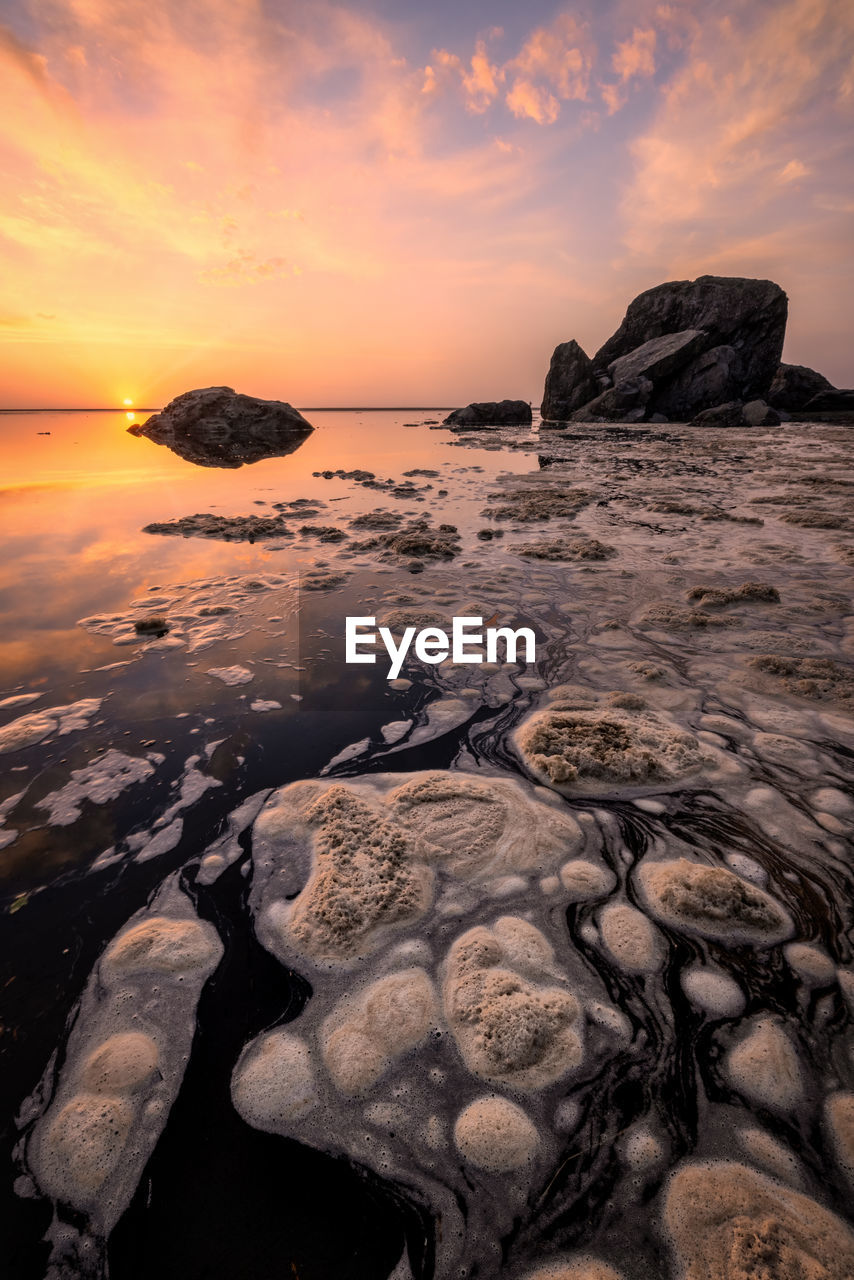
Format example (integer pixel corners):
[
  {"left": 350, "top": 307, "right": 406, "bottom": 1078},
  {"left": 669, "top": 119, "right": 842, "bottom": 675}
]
[{"left": 2, "top": 404, "right": 854, "bottom": 1277}]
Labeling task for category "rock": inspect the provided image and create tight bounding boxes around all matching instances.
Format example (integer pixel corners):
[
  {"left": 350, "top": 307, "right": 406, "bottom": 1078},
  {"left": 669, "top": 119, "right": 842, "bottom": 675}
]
[
  {"left": 593, "top": 275, "right": 787, "bottom": 402},
  {"left": 569, "top": 376, "right": 652, "bottom": 422},
  {"left": 689, "top": 400, "right": 746, "bottom": 428},
  {"left": 768, "top": 362, "right": 834, "bottom": 410},
  {"left": 540, "top": 341, "right": 598, "bottom": 421},
  {"left": 128, "top": 386, "right": 313, "bottom": 468},
  {"left": 443, "top": 400, "right": 532, "bottom": 428},
  {"left": 742, "top": 398, "right": 780, "bottom": 426},
  {"left": 653, "top": 345, "right": 741, "bottom": 419},
  {"left": 606, "top": 329, "right": 707, "bottom": 387},
  {"left": 801, "top": 388, "right": 854, "bottom": 412}
]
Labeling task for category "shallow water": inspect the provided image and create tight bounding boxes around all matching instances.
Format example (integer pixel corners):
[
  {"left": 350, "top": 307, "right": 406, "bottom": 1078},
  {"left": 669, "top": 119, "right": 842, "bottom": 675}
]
[{"left": 2, "top": 409, "right": 854, "bottom": 1279}]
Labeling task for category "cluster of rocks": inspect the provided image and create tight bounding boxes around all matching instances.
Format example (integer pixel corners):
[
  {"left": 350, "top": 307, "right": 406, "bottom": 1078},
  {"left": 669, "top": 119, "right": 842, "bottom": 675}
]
[
  {"left": 539, "top": 275, "right": 851, "bottom": 426},
  {"left": 443, "top": 274, "right": 850, "bottom": 429}
]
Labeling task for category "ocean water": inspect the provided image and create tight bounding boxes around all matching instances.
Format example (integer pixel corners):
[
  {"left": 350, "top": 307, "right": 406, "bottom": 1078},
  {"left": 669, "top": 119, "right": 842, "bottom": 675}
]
[{"left": 2, "top": 408, "right": 854, "bottom": 1279}]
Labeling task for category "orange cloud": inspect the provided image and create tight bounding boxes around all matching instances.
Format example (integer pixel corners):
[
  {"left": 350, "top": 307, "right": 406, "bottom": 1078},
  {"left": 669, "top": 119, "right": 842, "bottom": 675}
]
[
  {"left": 504, "top": 14, "right": 594, "bottom": 124},
  {"left": 612, "top": 27, "right": 656, "bottom": 82},
  {"left": 506, "top": 80, "right": 560, "bottom": 125}
]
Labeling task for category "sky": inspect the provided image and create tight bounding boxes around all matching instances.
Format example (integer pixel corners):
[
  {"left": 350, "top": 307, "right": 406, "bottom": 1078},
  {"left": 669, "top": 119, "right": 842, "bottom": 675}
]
[{"left": 0, "top": 0, "right": 852, "bottom": 408}]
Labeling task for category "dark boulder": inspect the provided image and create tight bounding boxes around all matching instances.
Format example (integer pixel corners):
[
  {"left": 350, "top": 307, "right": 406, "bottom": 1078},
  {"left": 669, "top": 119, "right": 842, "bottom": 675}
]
[
  {"left": 540, "top": 340, "right": 598, "bottom": 421},
  {"left": 593, "top": 276, "right": 787, "bottom": 404},
  {"left": 742, "top": 399, "right": 780, "bottom": 426},
  {"left": 801, "top": 388, "right": 854, "bottom": 412},
  {"left": 768, "top": 363, "right": 834, "bottom": 411},
  {"left": 443, "top": 400, "right": 532, "bottom": 428},
  {"left": 689, "top": 401, "right": 746, "bottom": 428},
  {"left": 128, "top": 387, "right": 313, "bottom": 468},
  {"left": 652, "top": 345, "right": 741, "bottom": 420},
  {"left": 606, "top": 329, "right": 708, "bottom": 387},
  {"left": 689, "top": 399, "right": 779, "bottom": 428},
  {"left": 569, "top": 377, "right": 652, "bottom": 422}
]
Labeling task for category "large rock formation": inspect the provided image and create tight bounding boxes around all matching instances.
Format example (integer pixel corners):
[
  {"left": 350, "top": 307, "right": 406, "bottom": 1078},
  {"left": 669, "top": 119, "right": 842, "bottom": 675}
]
[
  {"left": 541, "top": 276, "right": 790, "bottom": 424},
  {"left": 768, "top": 362, "right": 834, "bottom": 411},
  {"left": 444, "top": 400, "right": 532, "bottom": 428},
  {"left": 128, "top": 387, "right": 314, "bottom": 468},
  {"left": 593, "top": 276, "right": 787, "bottom": 401},
  {"left": 540, "top": 341, "right": 598, "bottom": 421}
]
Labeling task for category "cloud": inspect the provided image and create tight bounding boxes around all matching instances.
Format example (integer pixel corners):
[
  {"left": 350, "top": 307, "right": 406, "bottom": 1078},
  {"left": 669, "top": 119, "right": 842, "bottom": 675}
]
[
  {"left": 778, "top": 158, "right": 810, "bottom": 183},
  {"left": 599, "top": 81, "right": 627, "bottom": 116},
  {"left": 620, "top": 0, "right": 854, "bottom": 258},
  {"left": 506, "top": 80, "right": 560, "bottom": 125},
  {"left": 612, "top": 27, "right": 656, "bottom": 81},
  {"left": 424, "top": 37, "right": 501, "bottom": 113},
  {"left": 504, "top": 13, "right": 595, "bottom": 124},
  {"left": 0, "top": 24, "right": 50, "bottom": 87}
]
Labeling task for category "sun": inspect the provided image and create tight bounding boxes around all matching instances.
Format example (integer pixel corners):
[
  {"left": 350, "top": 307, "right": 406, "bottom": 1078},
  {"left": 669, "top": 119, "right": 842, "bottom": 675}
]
[{"left": 122, "top": 397, "right": 133, "bottom": 406}]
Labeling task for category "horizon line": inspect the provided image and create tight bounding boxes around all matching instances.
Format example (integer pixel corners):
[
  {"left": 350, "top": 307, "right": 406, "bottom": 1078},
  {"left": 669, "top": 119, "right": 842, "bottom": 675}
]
[{"left": 0, "top": 405, "right": 459, "bottom": 414}]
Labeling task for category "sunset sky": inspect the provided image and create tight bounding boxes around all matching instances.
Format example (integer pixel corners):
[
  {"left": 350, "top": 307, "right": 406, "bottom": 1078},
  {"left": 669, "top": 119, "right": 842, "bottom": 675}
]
[{"left": 1, "top": 0, "right": 852, "bottom": 408}]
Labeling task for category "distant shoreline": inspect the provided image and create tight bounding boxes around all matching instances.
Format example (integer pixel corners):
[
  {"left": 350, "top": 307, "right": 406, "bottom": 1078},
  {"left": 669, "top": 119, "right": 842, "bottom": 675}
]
[{"left": 0, "top": 406, "right": 454, "bottom": 414}]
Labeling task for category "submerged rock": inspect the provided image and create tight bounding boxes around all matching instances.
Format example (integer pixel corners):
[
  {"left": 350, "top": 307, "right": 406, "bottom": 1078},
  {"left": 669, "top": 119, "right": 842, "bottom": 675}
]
[
  {"left": 128, "top": 386, "right": 313, "bottom": 468},
  {"left": 444, "top": 400, "right": 532, "bottom": 428}
]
